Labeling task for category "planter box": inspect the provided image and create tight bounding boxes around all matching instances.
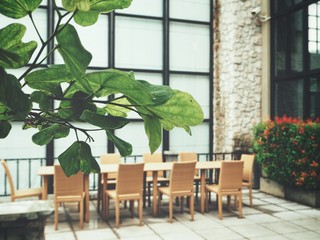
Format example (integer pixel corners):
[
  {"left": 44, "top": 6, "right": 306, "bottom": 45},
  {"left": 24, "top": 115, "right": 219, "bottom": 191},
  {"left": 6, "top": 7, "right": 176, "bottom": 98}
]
[
  {"left": 259, "top": 177, "right": 320, "bottom": 207},
  {"left": 260, "top": 176, "right": 285, "bottom": 198}
]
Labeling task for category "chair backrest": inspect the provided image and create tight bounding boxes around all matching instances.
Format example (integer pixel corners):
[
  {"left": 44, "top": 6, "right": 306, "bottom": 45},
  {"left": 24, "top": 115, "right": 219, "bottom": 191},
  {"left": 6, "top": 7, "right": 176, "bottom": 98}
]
[
  {"left": 170, "top": 161, "right": 196, "bottom": 193},
  {"left": 100, "top": 153, "right": 121, "bottom": 179},
  {"left": 54, "top": 165, "right": 84, "bottom": 197},
  {"left": 1, "top": 159, "right": 15, "bottom": 197},
  {"left": 143, "top": 153, "right": 164, "bottom": 177},
  {"left": 219, "top": 161, "right": 244, "bottom": 191},
  {"left": 116, "top": 163, "right": 145, "bottom": 195},
  {"left": 241, "top": 154, "right": 255, "bottom": 183},
  {"left": 178, "top": 152, "right": 197, "bottom": 162},
  {"left": 178, "top": 152, "right": 198, "bottom": 176}
]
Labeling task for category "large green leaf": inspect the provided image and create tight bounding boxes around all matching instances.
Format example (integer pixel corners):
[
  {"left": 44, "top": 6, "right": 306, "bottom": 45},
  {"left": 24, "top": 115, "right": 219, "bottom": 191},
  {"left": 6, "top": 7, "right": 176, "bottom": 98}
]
[
  {"left": 0, "top": 24, "right": 37, "bottom": 69},
  {"left": 86, "top": 70, "right": 173, "bottom": 105},
  {"left": 143, "top": 115, "right": 162, "bottom": 153},
  {"left": 106, "top": 130, "right": 132, "bottom": 156},
  {"left": 62, "top": 0, "right": 90, "bottom": 12},
  {"left": 0, "top": 0, "right": 42, "bottom": 19},
  {"left": 147, "top": 90, "right": 204, "bottom": 133},
  {"left": 58, "top": 141, "right": 100, "bottom": 176},
  {"left": 32, "top": 124, "right": 70, "bottom": 146},
  {"left": 0, "top": 67, "right": 31, "bottom": 119},
  {"left": 25, "top": 65, "right": 71, "bottom": 97},
  {"left": 80, "top": 110, "right": 129, "bottom": 129},
  {"left": 73, "top": 0, "right": 133, "bottom": 26},
  {"left": 30, "top": 91, "right": 51, "bottom": 112},
  {"left": 105, "top": 98, "right": 130, "bottom": 117},
  {"left": 59, "top": 91, "right": 97, "bottom": 120},
  {"left": 0, "top": 120, "right": 11, "bottom": 138},
  {"left": 56, "top": 24, "right": 92, "bottom": 93}
]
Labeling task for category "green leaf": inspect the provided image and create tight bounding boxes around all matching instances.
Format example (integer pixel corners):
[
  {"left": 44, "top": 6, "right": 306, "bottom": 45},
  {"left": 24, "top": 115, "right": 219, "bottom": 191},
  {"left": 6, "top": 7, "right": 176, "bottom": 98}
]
[
  {"left": 143, "top": 115, "right": 162, "bottom": 153},
  {"left": 25, "top": 65, "right": 71, "bottom": 97},
  {"left": 59, "top": 91, "right": 97, "bottom": 120},
  {"left": 0, "top": 67, "right": 31, "bottom": 119},
  {"left": 0, "top": 120, "right": 11, "bottom": 138},
  {"left": 56, "top": 24, "right": 92, "bottom": 93},
  {"left": 86, "top": 70, "right": 173, "bottom": 105},
  {"left": 0, "top": 0, "right": 42, "bottom": 19},
  {"left": 30, "top": 91, "right": 51, "bottom": 112},
  {"left": 0, "top": 24, "right": 37, "bottom": 69},
  {"left": 105, "top": 98, "right": 130, "bottom": 117},
  {"left": 80, "top": 110, "right": 129, "bottom": 129},
  {"left": 148, "top": 90, "right": 204, "bottom": 130},
  {"left": 62, "top": 0, "right": 90, "bottom": 12},
  {"left": 74, "top": 0, "right": 133, "bottom": 26},
  {"left": 106, "top": 130, "right": 132, "bottom": 156},
  {"left": 32, "top": 124, "right": 70, "bottom": 146},
  {"left": 58, "top": 141, "right": 100, "bottom": 176}
]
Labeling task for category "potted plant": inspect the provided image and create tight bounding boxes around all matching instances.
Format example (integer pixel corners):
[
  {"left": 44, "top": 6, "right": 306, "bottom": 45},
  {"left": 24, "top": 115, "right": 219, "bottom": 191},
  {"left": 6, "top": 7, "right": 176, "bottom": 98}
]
[
  {"left": 0, "top": 0, "right": 204, "bottom": 176},
  {"left": 253, "top": 116, "right": 320, "bottom": 206}
]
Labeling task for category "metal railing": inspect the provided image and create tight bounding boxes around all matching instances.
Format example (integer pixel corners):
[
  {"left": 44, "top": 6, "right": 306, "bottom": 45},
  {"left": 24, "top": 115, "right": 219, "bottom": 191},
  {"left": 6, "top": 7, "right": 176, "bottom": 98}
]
[{"left": 0, "top": 152, "right": 235, "bottom": 197}]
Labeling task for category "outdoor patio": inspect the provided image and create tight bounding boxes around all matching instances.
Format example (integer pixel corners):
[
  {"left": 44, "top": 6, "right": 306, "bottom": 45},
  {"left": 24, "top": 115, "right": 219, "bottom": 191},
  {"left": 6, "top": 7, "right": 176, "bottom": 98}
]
[{"left": 39, "top": 189, "right": 320, "bottom": 240}]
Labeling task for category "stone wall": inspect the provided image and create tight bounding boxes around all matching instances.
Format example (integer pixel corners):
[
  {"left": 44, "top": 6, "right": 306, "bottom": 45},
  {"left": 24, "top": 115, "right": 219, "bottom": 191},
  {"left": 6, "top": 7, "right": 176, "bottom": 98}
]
[{"left": 213, "top": 0, "right": 262, "bottom": 153}]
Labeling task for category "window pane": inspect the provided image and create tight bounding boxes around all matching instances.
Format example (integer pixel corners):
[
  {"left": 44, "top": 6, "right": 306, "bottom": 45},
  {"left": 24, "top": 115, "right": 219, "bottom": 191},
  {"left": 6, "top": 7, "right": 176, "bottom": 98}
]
[
  {"left": 1, "top": 8, "right": 47, "bottom": 64},
  {"left": 308, "top": 2, "right": 320, "bottom": 70},
  {"left": 309, "top": 77, "right": 320, "bottom": 119},
  {"left": 0, "top": 122, "right": 45, "bottom": 158},
  {"left": 275, "top": 80, "right": 303, "bottom": 118},
  {"left": 290, "top": 10, "right": 303, "bottom": 73},
  {"left": 170, "top": 74, "right": 210, "bottom": 119},
  {"left": 170, "top": 0, "right": 210, "bottom": 22},
  {"left": 169, "top": 123, "right": 209, "bottom": 153},
  {"left": 115, "top": 17, "right": 163, "bottom": 70},
  {"left": 116, "top": 0, "right": 162, "bottom": 17},
  {"left": 54, "top": 15, "right": 109, "bottom": 67},
  {"left": 115, "top": 122, "right": 160, "bottom": 155},
  {"left": 170, "top": 22, "right": 209, "bottom": 72}
]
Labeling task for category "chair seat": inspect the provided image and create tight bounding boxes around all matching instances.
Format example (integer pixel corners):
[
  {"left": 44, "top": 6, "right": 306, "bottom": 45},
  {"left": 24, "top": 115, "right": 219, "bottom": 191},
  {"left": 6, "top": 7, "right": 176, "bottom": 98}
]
[
  {"left": 146, "top": 176, "right": 169, "bottom": 183},
  {"left": 158, "top": 186, "right": 193, "bottom": 197},
  {"left": 55, "top": 193, "right": 85, "bottom": 202},
  {"left": 107, "top": 189, "right": 142, "bottom": 200},
  {"left": 206, "top": 184, "right": 241, "bottom": 194},
  {"left": 15, "top": 188, "right": 42, "bottom": 198}
]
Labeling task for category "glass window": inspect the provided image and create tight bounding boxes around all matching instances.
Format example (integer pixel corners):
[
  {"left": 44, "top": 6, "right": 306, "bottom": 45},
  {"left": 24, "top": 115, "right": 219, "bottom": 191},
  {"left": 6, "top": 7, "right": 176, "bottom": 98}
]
[
  {"left": 170, "top": 22, "right": 209, "bottom": 72},
  {"left": 115, "top": 17, "right": 163, "bottom": 70},
  {"left": 308, "top": 2, "right": 320, "bottom": 70},
  {"left": 116, "top": 0, "right": 162, "bottom": 17},
  {"left": 309, "top": 77, "right": 320, "bottom": 119},
  {"left": 170, "top": 0, "right": 210, "bottom": 22},
  {"left": 275, "top": 80, "right": 303, "bottom": 118}
]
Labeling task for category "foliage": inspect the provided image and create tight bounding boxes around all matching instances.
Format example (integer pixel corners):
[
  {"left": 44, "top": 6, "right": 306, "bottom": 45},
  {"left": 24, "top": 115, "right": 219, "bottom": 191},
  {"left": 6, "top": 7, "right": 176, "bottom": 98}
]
[
  {"left": 0, "top": 0, "right": 204, "bottom": 176},
  {"left": 253, "top": 116, "right": 320, "bottom": 190}
]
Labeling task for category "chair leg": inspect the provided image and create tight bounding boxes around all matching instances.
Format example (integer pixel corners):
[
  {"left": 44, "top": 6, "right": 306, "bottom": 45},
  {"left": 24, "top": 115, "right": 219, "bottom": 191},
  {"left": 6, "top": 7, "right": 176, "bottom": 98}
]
[
  {"left": 54, "top": 201, "right": 58, "bottom": 230},
  {"left": 148, "top": 182, "right": 151, "bottom": 207},
  {"left": 80, "top": 200, "right": 84, "bottom": 229},
  {"left": 115, "top": 200, "right": 120, "bottom": 228},
  {"left": 97, "top": 175, "right": 101, "bottom": 212},
  {"left": 218, "top": 194, "right": 223, "bottom": 220},
  {"left": 205, "top": 189, "right": 209, "bottom": 212},
  {"left": 169, "top": 196, "right": 173, "bottom": 223},
  {"left": 190, "top": 194, "right": 194, "bottom": 221},
  {"left": 249, "top": 186, "right": 253, "bottom": 207},
  {"left": 157, "top": 192, "right": 162, "bottom": 214},
  {"left": 139, "top": 198, "right": 143, "bottom": 226},
  {"left": 130, "top": 200, "right": 134, "bottom": 218},
  {"left": 105, "top": 194, "right": 109, "bottom": 220},
  {"left": 238, "top": 193, "right": 243, "bottom": 218}
]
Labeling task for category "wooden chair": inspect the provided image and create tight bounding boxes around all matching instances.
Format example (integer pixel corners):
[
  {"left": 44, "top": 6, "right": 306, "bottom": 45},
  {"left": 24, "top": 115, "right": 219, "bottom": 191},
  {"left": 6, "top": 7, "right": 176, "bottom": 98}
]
[
  {"left": 97, "top": 153, "right": 121, "bottom": 212},
  {"left": 105, "top": 163, "right": 145, "bottom": 228},
  {"left": 240, "top": 154, "right": 255, "bottom": 207},
  {"left": 143, "top": 153, "right": 169, "bottom": 207},
  {"left": 1, "top": 159, "right": 42, "bottom": 202},
  {"left": 178, "top": 152, "right": 201, "bottom": 198},
  {"left": 157, "top": 161, "right": 196, "bottom": 223},
  {"left": 205, "top": 161, "right": 244, "bottom": 220},
  {"left": 54, "top": 165, "right": 85, "bottom": 230}
]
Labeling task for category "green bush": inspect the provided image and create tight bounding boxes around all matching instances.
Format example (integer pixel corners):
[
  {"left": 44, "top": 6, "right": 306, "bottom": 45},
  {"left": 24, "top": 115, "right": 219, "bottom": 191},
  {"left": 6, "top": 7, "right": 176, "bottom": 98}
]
[{"left": 253, "top": 116, "right": 320, "bottom": 190}]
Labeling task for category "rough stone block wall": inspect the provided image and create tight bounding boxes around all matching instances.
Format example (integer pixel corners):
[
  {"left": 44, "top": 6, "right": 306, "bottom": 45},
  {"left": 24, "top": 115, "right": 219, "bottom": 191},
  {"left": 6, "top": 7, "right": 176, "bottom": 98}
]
[{"left": 213, "top": 0, "right": 262, "bottom": 153}]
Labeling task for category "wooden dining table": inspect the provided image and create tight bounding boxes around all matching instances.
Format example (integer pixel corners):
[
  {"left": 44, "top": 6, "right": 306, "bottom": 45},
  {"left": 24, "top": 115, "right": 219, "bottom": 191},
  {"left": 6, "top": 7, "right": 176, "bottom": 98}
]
[{"left": 37, "top": 161, "right": 222, "bottom": 222}]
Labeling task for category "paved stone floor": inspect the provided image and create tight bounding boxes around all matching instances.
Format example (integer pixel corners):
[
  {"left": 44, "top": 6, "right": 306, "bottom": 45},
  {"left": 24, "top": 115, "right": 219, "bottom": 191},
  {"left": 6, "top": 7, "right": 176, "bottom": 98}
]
[{"left": 43, "top": 190, "right": 320, "bottom": 240}]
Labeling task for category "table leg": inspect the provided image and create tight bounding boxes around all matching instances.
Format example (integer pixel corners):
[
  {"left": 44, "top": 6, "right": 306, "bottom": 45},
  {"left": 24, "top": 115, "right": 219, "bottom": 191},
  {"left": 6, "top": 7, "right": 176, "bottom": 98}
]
[
  {"left": 84, "top": 174, "right": 90, "bottom": 222},
  {"left": 200, "top": 169, "right": 206, "bottom": 214},
  {"left": 42, "top": 176, "right": 48, "bottom": 200},
  {"left": 152, "top": 171, "right": 158, "bottom": 217}
]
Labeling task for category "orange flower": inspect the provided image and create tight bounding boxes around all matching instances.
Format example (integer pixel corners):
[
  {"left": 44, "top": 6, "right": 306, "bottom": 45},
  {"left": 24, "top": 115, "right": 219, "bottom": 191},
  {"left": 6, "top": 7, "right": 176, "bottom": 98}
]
[{"left": 310, "top": 161, "right": 319, "bottom": 168}]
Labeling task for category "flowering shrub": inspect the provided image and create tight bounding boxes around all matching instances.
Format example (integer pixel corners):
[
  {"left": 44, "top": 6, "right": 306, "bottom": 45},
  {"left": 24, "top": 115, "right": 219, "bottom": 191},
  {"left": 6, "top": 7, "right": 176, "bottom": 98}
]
[{"left": 253, "top": 116, "right": 320, "bottom": 190}]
